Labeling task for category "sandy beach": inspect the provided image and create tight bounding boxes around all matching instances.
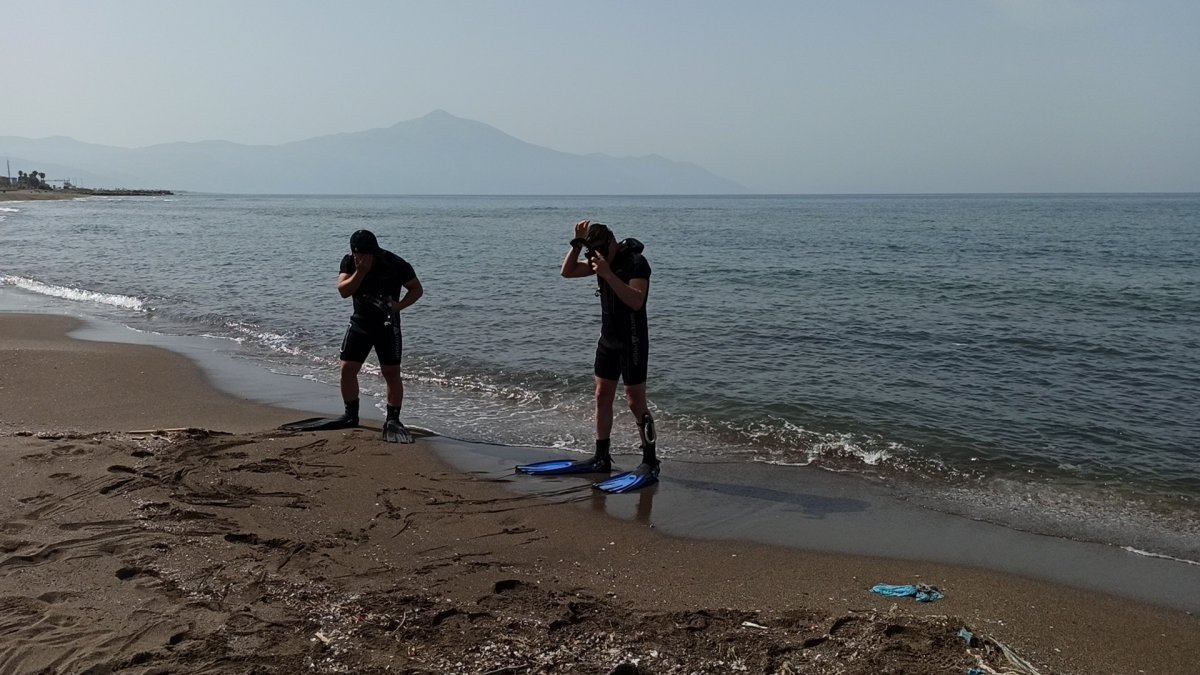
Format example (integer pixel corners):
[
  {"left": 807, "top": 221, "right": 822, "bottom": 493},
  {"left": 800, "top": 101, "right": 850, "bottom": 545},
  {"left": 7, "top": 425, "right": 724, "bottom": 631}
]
[
  {"left": 0, "top": 190, "right": 79, "bottom": 202},
  {"left": 2, "top": 313, "right": 1197, "bottom": 674}
]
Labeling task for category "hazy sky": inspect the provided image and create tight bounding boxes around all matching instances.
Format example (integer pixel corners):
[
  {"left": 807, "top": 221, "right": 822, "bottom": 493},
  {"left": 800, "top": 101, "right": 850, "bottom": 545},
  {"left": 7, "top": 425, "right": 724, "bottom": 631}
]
[{"left": 5, "top": 0, "right": 1198, "bottom": 193}]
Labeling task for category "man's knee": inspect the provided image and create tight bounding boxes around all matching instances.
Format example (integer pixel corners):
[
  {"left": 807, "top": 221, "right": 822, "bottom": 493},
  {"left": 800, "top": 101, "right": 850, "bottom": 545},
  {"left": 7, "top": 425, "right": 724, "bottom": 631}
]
[
  {"left": 594, "top": 378, "right": 618, "bottom": 403},
  {"left": 625, "top": 383, "right": 647, "bottom": 407},
  {"left": 340, "top": 361, "right": 363, "bottom": 376}
]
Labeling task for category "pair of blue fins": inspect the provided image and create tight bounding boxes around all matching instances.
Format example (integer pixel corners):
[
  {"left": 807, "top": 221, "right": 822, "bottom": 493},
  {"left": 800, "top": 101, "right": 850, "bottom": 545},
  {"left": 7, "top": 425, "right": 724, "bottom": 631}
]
[
  {"left": 516, "top": 416, "right": 660, "bottom": 494},
  {"left": 282, "top": 412, "right": 658, "bottom": 493}
]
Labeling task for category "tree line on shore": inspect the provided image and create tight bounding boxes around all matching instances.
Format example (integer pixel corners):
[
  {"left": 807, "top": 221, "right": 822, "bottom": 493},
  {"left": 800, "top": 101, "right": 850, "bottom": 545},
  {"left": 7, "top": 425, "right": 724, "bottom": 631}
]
[
  {"left": 4, "top": 169, "right": 55, "bottom": 189},
  {"left": 2, "top": 168, "right": 171, "bottom": 196}
]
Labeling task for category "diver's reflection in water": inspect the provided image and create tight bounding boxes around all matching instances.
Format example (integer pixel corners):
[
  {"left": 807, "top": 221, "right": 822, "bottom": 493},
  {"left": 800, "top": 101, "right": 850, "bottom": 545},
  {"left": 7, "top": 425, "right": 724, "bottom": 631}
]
[
  {"left": 590, "top": 485, "right": 656, "bottom": 524},
  {"left": 635, "top": 488, "right": 653, "bottom": 523}
]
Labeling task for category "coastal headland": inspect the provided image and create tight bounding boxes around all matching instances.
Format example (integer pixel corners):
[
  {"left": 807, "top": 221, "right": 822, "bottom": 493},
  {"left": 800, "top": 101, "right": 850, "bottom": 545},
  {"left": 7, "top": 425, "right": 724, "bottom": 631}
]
[
  {"left": 1, "top": 312, "right": 1197, "bottom": 674},
  {"left": 0, "top": 187, "right": 173, "bottom": 201}
]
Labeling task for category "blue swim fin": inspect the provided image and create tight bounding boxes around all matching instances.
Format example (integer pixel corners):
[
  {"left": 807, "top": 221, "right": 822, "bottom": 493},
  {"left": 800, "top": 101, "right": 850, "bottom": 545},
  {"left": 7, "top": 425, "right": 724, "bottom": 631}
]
[
  {"left": 593, "top": 461, "right": 659, "bottom": 494},
  {"left": 516, "top": 456, "right": 612, "bottom": 476}
]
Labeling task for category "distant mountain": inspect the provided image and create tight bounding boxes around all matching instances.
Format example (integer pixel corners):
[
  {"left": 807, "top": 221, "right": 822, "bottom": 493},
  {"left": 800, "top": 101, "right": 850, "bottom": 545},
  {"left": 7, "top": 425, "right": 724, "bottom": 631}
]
[{"left": 0, "top": 111, "right": 745, "bottom": 194}]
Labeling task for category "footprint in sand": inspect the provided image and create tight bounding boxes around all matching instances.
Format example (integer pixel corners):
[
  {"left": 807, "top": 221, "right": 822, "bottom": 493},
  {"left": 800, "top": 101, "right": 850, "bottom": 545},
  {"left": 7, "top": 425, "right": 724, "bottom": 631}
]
[
  {"left": 493, "top": 579, "right": 523, "bottom": 593},
  {"left": 115, "top": 566, "right": 156, "bottom": 581},
  {"left": 0, "top": 539, "right": 29, "bottom": 553},
  {"left": 36, "top": 591, "right": 79, "bottom": 603}
]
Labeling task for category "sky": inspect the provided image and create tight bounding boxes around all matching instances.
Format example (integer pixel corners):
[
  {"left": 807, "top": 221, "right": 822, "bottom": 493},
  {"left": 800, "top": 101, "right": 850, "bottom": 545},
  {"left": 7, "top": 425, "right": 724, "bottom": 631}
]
[{"left": 3, "top": 0, "right": 1198, "bottom": 193}]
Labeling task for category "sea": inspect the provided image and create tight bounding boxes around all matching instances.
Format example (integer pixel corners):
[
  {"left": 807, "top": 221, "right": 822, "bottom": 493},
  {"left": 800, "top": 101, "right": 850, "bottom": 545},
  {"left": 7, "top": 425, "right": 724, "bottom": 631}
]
[{"left": 2, "top": 193, "right": 1197, "bottom": 563}]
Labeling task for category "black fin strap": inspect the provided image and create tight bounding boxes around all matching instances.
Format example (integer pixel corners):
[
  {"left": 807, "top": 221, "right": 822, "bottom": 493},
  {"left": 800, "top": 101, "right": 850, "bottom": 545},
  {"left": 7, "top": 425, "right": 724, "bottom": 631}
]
[{"left": 638, "top": 413, "right": 656, "bottom": 446}]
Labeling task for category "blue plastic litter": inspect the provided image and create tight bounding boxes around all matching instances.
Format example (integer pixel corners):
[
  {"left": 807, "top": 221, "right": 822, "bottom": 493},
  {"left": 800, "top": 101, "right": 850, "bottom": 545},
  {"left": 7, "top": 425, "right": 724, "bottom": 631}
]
[{"left": 870, "top": 583, "right": 944, "bottom": 602}]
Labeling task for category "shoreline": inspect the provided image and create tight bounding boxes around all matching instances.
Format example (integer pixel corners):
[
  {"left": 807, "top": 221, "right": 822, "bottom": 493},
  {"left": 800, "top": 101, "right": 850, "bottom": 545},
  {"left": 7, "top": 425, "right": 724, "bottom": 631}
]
[
  {"left": 0, "top": 189, "right": 80, "bottom": 201},
  {"left": 437, "top": 438, "right": 1200, "bottom": 615},
  {"left": 0, "top": 188, "right": 172, "bottom": 201},
  {"left": 1, "top": 311, "right": 1198, "bottom": 673},
  {"left": 1, "top": 280, "right": 1195, "bottom": 574}
]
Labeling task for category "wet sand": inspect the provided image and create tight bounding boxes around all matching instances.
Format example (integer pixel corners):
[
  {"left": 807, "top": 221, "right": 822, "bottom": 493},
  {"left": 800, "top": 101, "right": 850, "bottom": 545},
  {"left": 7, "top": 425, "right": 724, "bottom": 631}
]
[{"left": 1, "top": 313, "right": 1197, "bottom": 674}]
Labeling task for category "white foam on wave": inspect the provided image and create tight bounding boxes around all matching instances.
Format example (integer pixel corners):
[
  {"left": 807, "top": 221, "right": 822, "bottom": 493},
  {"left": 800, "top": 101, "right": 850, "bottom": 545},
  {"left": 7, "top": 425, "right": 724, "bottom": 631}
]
[
  {"left": 1121, "top": 546, "right": 1200, "bottom": 566},
  {"left": 0, "top": 275, "right": 145, "bottom": 310},
  {"left": 411, "top": 368, "right": 547, "bottom": 406},
  {"left": 742, "top": 415, "right": 895, "bottom": 468},
  {"left": 224, "top": 320, "right": 304, "bottom": 356},
  {"left": 0, "top": 207, "right": 20, "bottom": 213},
  {"left": 804, "top": 435, "right": 892, "bottom": 466}
]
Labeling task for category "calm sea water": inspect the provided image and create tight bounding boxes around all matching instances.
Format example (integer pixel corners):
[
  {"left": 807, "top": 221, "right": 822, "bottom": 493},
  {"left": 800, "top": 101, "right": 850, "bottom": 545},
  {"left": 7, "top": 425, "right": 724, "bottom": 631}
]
[{"left": 2, "top": 194, "right": 1198, "bottom": 560}]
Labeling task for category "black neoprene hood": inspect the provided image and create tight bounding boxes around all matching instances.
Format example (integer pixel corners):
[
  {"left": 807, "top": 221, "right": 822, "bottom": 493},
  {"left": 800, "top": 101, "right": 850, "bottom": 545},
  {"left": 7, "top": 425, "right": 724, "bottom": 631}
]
[{"left": 350, "top": 229, "right": 381, "bottom": 254}]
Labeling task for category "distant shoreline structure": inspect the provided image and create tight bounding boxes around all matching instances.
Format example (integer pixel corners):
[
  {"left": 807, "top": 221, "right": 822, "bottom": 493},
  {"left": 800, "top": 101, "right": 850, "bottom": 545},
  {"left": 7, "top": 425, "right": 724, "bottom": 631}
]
[
  {"left": 64, "top": 187, "right": 174, "bottom": 197},
  {"left": 0, "top": 187, "right": 173, "bottom": 201}
]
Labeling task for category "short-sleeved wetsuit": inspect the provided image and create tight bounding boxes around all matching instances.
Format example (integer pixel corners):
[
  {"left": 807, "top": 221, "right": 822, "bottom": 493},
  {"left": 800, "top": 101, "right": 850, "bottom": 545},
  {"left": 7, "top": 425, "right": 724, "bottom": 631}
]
[
  {"left": 338, "top": 250, "right": 416, "bottom": 366},
  {"left": 594, "top": 240, "right": 651, "bottom": 385}
]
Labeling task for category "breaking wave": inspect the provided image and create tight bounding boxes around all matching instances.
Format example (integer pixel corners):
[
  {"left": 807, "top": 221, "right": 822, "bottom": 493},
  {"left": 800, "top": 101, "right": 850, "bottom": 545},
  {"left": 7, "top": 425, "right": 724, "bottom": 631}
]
[{"left": 0, "top": 275, "right": 146, "bottom": 311}]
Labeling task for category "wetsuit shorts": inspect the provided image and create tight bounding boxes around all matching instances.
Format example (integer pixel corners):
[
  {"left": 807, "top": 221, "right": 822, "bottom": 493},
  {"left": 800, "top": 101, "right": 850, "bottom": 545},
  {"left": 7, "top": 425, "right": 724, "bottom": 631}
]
[
  {"left": 594, "top": 335, "right": 648, "bottom": 386},
  {"left": 340, "top": 318, "right": 403, "bottom": 366}
]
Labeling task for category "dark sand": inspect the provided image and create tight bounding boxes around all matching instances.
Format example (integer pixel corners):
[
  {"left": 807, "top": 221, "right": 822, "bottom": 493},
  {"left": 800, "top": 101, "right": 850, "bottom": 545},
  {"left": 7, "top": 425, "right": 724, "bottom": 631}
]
[{"left": 1, "top": 313, "right": 1197, "bottom": 674}]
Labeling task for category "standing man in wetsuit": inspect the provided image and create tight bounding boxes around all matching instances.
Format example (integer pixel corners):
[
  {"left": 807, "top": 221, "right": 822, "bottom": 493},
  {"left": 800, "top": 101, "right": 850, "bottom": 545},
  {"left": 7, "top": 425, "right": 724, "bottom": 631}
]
[
  {"left": 337, "top": 229, "right": 423, "bottom": 443},
  {"left": 516, "top": 220, "right": 659, "bottom": 492}
]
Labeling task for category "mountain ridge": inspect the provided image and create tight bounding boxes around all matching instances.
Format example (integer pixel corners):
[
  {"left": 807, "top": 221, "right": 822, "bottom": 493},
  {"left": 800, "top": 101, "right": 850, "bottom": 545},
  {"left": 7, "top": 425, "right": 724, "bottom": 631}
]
[{"left": 0, "top": 111, "right": 744, "bottom": 194}]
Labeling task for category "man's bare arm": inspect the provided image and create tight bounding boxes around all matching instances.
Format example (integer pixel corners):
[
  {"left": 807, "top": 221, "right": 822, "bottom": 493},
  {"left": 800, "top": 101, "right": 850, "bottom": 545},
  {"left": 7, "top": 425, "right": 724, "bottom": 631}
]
[
  {"left": 603, "top": 277, "right": 649, "bottom": 311},
  {"left": 391, "top": 278, "right": 424, "bottom": 313},
  {"left": 562, "top": 219, "right": 596, "bottom": 278},
  {"left": 561, "top": 243, "right": 595, "bottom": 278},
  {"left": 337, "top": 254, "right": 374, "bottom": 297}
]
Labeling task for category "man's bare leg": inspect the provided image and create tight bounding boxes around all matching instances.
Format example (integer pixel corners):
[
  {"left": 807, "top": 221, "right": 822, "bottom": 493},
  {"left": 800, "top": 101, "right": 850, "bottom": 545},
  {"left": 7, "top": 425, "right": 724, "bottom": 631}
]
[
  {"left": 381, "top": 365, "right": 404, "bottom": 409},
  {"left": 625, "top": 382, "right": 657, "bottom": 465},
  {"left": 338, "top": 360, "right": 364, "bottom": 422},
  {"left": 594, "top": 376, "right": 619, "bottom": 461}
]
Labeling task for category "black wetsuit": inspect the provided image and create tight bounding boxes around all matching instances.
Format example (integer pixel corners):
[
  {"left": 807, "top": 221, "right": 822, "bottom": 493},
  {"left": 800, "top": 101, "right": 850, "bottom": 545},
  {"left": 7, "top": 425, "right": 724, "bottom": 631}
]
[
  {"left": 594, "top": 239, "right": 651, "bottom": 385},
  {"left": 338, "top": 250, "right": 416, "bottom": 366}
]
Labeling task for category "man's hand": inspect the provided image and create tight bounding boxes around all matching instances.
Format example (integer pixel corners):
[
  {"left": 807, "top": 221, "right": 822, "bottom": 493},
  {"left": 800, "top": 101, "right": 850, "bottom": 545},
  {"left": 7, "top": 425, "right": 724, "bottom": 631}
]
[
  {"left": 352, "top": 253, "right": 375, "bottom": 274},
  {"left": 574, "top": 220, "right": 590, "bottom": 240},
  {"left": 590, "top": 248, "right": 614, "bottom": 280}
]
